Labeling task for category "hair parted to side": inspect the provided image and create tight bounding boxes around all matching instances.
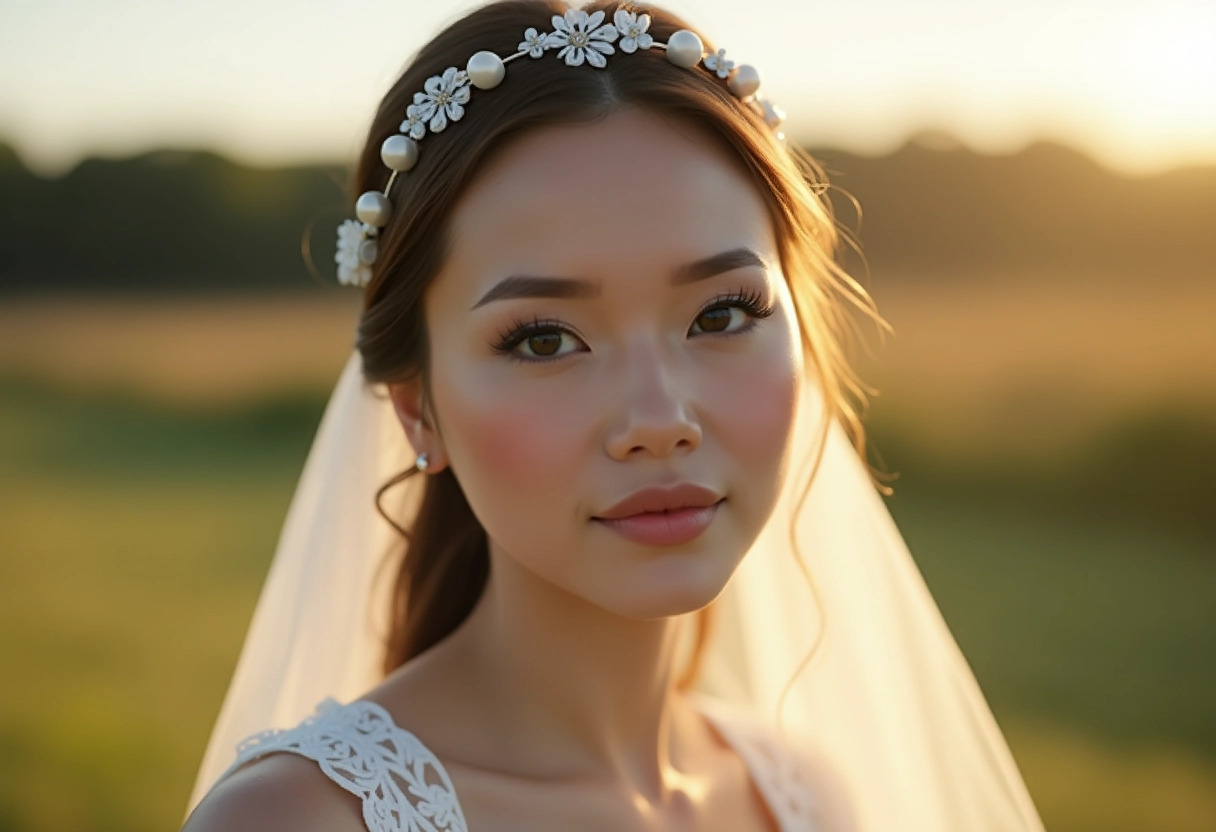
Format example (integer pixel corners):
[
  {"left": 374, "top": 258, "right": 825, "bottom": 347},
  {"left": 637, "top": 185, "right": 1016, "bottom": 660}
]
[{"left": 352, "top": 0, "right": 886, "bottom": 685}]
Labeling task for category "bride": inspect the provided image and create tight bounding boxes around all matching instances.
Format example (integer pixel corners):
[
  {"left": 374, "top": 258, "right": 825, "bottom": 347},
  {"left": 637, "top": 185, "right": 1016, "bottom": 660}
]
[{"left": 182, "top": 2, "right": 1045, "bottom": 830}]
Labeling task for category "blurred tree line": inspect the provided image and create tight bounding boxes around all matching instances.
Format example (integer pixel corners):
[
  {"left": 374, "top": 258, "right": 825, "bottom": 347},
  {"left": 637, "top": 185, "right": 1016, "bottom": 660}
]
[
  {"left": 1, "top": 136, "right": 1212, "bottom": 541},
  {"left": 0, "top": 144, "right": 346, "bottom": 292},
  {"left": 0, "top": 136, "right": 1212, "bottom": 291}
]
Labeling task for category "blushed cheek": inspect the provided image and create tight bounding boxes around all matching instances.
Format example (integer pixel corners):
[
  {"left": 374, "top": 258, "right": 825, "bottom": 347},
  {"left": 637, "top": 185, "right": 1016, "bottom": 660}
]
[
  {"left": 464, "top": 405, "right": 569, "bottom": 481},
  {"left": 718, "top": 347, "right": 800, "bottom": 487},
  {"left": 437, "top": 373, "right": 586, "bottom": 513}
]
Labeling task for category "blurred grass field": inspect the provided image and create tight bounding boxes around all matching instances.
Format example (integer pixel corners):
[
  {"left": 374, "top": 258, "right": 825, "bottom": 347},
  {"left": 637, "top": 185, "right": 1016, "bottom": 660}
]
[{"left": 0, "top": 282, "right": 1213, "bottom": 831}]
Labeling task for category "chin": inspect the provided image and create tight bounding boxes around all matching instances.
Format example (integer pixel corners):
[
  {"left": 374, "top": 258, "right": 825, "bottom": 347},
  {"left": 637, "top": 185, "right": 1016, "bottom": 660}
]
[{"left": 596, "top": 553, "right": 740, "bottom": 620}]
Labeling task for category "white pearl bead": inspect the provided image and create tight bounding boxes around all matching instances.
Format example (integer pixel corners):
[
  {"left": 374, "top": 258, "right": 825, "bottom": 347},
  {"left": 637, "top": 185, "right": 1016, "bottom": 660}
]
[
  {"left": 355, "top": 191, "right": 392, "bottom": 227},
  {"left": 466, "top": 50, "right": 505, "bottom": 90},
  {"left": 664, "top": 30, "right": 703, "bottom": 68},
  {"left": 728, "top": 64, "right": 761, "bottom": 99},
  {"left": 357, "top": 239, "right": 378, "bottom": 265},
  {"left": 380, "top": 134, "right": 419, "bottom": 171}
]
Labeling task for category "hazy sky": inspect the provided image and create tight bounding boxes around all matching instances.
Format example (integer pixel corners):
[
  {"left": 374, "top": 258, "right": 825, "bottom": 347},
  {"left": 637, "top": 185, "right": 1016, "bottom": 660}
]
[{"left": 2, "top": 0, "right": 1213, "bottom": 176}]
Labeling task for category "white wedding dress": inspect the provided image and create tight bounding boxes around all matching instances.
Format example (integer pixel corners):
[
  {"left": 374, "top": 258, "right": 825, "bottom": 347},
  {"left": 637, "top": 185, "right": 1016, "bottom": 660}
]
[{"left": 209, "top": 692, "right": 822, "bottom": 831}]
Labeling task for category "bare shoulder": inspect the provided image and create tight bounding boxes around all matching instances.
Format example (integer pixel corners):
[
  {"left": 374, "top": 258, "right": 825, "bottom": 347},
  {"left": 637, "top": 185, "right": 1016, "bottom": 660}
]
[{"left": 181, "top": 752, "right": 366, "bottom": 832}]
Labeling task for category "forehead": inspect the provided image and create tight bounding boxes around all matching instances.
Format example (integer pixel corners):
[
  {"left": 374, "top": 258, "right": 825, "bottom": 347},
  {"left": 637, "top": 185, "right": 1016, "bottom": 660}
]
[{"left": 436, "top": 107, "right": 777, "bottom": 302}]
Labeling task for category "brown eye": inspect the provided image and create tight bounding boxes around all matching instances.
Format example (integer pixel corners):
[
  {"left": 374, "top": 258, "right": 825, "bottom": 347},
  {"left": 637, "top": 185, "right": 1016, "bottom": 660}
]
[
  {"left": 491, "top": 317, "right": 587, "bottom": 363},
  {"left": 695, "top": 307, "right": 732, "bottom": 333},
  {"left": 689, "top": 289, "right": 775, "bottom": 338},
  {"left": 526, "top": 332, "right": 562, "bottom": 357}
]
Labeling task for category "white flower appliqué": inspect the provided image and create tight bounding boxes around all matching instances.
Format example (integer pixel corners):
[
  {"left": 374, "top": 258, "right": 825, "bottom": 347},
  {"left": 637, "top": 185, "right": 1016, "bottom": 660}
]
[
  {"left": 411, "top": 66, "right": 472, "bottom": 133},
  {"left": 703, "top": 47, "right": 735, "bottom": 78},
  {"left": 400, "top": 105, "right": 427, "bottom": 141},
  {"left": 546, "top": 9, "right": 618, "bottom": 67},
  {"left": 613, "top": 9, "right": 654, "bottom": 53},
  {"left": 335, "top": 219, "right": 373, "bottom": 287},
  {"left": 518, "top": 26, "right": 550, "bottom": 59}
]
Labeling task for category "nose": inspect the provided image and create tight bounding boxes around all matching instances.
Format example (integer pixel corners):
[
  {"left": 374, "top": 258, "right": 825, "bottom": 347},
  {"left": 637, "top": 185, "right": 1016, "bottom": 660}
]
[{"left": 604, "top": 344, "right": 703, "bottom": 461}]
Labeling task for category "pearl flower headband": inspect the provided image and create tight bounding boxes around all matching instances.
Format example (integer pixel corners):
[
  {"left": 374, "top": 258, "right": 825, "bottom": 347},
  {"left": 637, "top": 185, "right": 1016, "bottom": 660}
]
[{"left": 335, "top": 8, "right": 786, "bottom": 287}]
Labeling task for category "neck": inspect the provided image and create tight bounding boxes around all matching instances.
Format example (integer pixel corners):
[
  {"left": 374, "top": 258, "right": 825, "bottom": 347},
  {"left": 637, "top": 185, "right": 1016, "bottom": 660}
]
[{"left": 450, "top": 544, "right": 701, "bottom": 797}]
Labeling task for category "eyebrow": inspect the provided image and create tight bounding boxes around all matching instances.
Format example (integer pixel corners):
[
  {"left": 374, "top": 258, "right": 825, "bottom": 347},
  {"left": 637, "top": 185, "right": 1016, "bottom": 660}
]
[{"left": 469, "top": 247, "right": 768, "bottom": 310}]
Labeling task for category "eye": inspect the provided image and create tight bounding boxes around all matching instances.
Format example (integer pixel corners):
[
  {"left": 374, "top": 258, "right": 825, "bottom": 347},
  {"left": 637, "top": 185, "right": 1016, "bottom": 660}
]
[
  {"left": 689, "top": 287, "right": 776, "bottom": 337},
  {"left": 489, "top": 287, "right": 775, "bottom": 365},
  {"left": 692, "top": 307, "right": 734, "bottom": 334},
  {"left": 490, "top": 315, "right": 588, "bottom": 364}
]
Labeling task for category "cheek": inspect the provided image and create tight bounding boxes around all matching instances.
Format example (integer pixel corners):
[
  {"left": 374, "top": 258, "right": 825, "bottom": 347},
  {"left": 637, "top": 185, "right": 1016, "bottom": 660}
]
[
  {"left": 432, "top": 365, "right": 588, "bottom": 511},
  {"left": 463, "top": 403, "right": 575, "bottom": 482},
  {"left": 714, "top": 323, "right": 802, "bottom": 494},
  {"left": 721, "top": 359, "right": 797, "bottom": 440}
]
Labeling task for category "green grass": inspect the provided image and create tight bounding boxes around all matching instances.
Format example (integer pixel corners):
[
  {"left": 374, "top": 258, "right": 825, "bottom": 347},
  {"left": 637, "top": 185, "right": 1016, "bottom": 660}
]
[
  {"left": 1002, "top": 718, "right": 1216, "bottom": 832},
  {"left": 887, "top": 489, "right": 1216, "bottom": 755},
  {"left": 0, "top": 380, "right": 318, "bottom": 830},
  {"left": 0, "top": 473, "right": 289, "bottom": 829},
  {"left": 1, "top": 377, "right": 1214, "bottom": 831}
]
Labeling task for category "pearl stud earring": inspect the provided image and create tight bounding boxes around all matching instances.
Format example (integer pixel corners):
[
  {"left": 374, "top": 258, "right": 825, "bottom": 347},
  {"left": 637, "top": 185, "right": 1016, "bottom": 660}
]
[{"left": 415, "top": 452, "right": 429, "bottom": 472}]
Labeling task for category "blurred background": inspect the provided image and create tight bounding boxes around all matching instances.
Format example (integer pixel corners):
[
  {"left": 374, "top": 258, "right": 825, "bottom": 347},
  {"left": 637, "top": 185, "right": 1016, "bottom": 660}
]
[{"left": 1, "top": 0, "right": 1213, "bottom": 829}]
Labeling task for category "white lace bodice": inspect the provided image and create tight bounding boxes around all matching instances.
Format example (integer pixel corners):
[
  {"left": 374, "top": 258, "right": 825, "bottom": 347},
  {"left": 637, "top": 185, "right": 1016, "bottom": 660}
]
[{"left": 215, "top": 695, "right": 821, "bottom": 831}]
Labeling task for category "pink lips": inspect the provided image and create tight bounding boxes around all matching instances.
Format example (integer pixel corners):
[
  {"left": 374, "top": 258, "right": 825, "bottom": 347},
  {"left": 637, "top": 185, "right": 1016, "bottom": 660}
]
[{"left": 593, "top": 482, "right": 724, "bottom": 546}]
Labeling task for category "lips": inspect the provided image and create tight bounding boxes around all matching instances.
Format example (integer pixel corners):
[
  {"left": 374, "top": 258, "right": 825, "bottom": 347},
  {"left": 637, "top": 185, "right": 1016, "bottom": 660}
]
[{"left": 594, "top": 482, "right": 724, "bottom": 520}]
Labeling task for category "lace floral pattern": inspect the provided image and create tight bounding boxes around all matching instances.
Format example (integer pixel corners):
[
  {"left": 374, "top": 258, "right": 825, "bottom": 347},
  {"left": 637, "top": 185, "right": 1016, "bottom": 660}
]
[{"left": 218, "top": 698, "right": 469, "bottom": 832}]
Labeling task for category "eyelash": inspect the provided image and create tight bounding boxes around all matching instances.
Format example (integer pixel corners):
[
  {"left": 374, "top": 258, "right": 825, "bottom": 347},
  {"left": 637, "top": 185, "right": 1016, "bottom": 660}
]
[{"left": 489, "top": 287, "right": 776, "bottom": 365}]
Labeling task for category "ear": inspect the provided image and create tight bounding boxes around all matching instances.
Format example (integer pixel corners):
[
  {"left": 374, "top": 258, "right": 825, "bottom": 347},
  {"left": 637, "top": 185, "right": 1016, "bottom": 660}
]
[{"left": 387, "top": 377, "right": 448, "bottom": 475}]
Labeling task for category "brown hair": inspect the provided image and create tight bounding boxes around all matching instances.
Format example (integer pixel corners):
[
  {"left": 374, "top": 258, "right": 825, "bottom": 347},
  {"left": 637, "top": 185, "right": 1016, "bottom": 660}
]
[{"left": 352, "top": 0, "right": 882, "bottom": 685}]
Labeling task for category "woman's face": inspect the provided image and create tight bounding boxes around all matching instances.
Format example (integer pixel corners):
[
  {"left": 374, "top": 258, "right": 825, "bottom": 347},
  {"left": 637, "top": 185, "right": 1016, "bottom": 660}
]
[{"left": 397, "top": 107, "right": 802, "bottom": 619}]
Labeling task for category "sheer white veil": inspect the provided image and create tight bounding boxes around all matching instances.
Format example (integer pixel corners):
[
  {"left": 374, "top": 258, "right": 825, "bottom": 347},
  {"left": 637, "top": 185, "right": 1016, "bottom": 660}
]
[{"left": 184, "top": 346, "right": 1044, "bottom": 830}]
